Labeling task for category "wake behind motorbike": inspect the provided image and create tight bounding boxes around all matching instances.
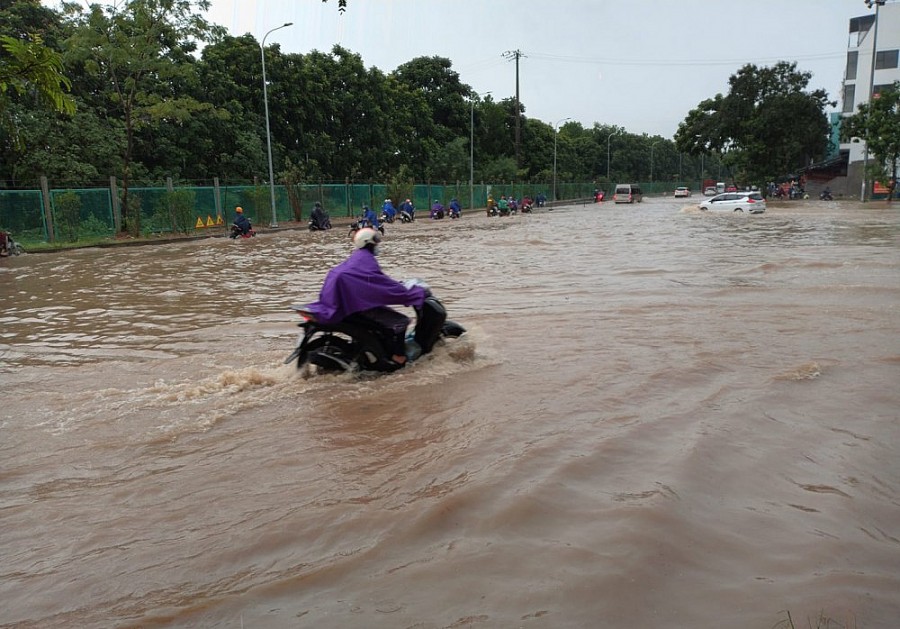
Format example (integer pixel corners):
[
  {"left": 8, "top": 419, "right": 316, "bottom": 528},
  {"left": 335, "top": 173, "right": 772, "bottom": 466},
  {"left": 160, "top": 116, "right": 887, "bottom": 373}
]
[{"left": 284, "top": 293, "right": 466, "bottom": 374}]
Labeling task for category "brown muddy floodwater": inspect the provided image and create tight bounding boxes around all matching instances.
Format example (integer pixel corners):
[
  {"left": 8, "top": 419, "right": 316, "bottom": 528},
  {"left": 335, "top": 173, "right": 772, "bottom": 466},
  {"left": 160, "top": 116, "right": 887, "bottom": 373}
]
[{"left": 1, "top": 197, "right": 899, "bottom": 628}]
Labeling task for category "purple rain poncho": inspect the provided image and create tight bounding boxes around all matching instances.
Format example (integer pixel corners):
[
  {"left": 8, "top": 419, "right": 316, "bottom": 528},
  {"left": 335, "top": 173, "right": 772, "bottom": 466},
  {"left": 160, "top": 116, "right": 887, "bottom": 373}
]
[{"left": 304, "top": 248, "right": 428, "bottom": 324}]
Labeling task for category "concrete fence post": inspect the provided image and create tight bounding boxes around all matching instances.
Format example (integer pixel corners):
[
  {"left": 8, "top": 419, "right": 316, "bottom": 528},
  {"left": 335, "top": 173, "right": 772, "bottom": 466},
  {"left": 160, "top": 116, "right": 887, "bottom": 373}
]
[
  {"left": 40, "top": 176, "right": 55, "bottom": 242},
  {"left": 109, "top": 176, "right": 121, "bottom": 233}
]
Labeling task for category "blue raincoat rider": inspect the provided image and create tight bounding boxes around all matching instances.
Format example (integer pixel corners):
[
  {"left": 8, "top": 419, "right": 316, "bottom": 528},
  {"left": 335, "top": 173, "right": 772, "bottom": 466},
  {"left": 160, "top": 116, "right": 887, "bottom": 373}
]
[
  {"left": 400, "top": 198, "right": 415, "bottom": 220},
  {"left": 303, "top": 228, "right": 428, "bottom": 366},
  {"left": 362, "top": 204, "right": 379, "bottom": 228},
  {"left": 449, "top": 198, "right": 461, "bottom": 216},
  {"left": 381, "top": 198, "right": 397, "bottom": 221},
  {"left": 233, "top": 206, "right": 252, "bottom": 234}
]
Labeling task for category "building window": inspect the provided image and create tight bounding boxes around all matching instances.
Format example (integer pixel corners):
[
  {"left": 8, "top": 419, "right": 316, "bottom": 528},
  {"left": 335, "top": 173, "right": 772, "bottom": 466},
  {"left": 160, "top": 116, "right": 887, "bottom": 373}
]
[
  {"left": 875, "top": 50, "right": 899, "bottom": 70},
  {"left": 874, "top": 84, "right": 895, "bottom": 97},
  {"left": 849, "top": 15, "right": 874, "bottom": 47},
  {"left": 843, "top": 84, "right": 856, "bottom": 113},
  {"left": 846, "top": 51, "right": 858, "bottom": 80}
]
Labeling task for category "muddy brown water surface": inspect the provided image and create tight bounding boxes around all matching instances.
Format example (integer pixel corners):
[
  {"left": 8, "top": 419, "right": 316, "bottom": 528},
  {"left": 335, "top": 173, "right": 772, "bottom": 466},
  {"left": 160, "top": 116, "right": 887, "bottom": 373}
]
[{"left": 1, "top": 198, "right": 899, "bottom": 628}]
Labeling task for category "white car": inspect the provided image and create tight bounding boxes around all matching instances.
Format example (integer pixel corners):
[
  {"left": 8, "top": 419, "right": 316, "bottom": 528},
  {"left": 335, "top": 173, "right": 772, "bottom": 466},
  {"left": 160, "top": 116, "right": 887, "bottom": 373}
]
[
  {"left": 674, "top": 186, "right": 691, "bottom": 198},
  {"left": 699, "top": 192, "right": 766, "bottom": 214}
]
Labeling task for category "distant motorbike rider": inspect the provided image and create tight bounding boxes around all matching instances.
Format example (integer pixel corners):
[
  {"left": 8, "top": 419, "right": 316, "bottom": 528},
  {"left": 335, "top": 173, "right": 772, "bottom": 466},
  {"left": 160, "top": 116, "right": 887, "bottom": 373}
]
[
  {"left": 400, "top": 198, "right": 415, "bottom": 222},
  {"left": 0, "top": 231, "right": 14, "bottom": 256},
  {"left": 233, "top": 206, "right": 252, "bottom": 235},
  {"left": 381, "top": 198, "right": 397, "bottom": 222},
  {"left": 303, "top": 227, "right": 429, "bottom": 366},
  {"left": 819, "top": 187, "right": 833, "bottom": 201},
  {"left": 430, "top": 199, "right": 445, "bottom": 219},
  {"left": 309, "top": 201, "right": 331, "bottom": 230},
  {"left": 486, "top": 195, "right": 497, "bottom": 216},
  {"left": 497, "top": 195, "right": 509, "bottom": 216},
  {"left": 362, "top": 204, "right": 380, "bottom": 228},
  {"left": 448, "top": 197, "right": 461, "bottom": 218}
]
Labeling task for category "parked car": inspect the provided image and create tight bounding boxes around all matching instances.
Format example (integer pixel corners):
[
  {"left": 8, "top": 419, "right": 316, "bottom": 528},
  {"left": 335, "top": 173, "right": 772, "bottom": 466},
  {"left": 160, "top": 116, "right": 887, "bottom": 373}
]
[
  {"left": 674, "top": 186, "right": 691, "bottom": 198},
  {"left": 703, "top": 187, "right": 717, "bottom": 196},
  {"left": 699, "top": 192, "right": 767, "bottom": 214}
]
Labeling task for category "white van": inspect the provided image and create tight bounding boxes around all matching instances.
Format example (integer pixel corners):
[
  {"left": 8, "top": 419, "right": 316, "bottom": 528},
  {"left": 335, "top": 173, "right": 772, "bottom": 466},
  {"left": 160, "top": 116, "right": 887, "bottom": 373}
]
[{"left": 614, "top": 184, "right": 643, "bottom": 204}]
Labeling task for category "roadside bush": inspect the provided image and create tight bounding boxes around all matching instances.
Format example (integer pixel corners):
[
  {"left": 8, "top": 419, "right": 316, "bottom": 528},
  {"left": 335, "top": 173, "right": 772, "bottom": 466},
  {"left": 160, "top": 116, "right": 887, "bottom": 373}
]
[
  {"left": 53, "top": 191, "right": 82, "bottom": 242},
  {"left": 78, "top": 214, "right": 112, "bottom": 239},
  {"left": 155, "top": 189, "right": 197, "bottom": 234}
]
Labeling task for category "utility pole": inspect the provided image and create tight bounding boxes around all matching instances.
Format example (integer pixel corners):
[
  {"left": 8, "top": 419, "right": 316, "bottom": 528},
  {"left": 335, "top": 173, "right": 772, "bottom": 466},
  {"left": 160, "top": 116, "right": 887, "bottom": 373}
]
[{"left": 502, "top": 49, "right": 525, "bottom": 168}]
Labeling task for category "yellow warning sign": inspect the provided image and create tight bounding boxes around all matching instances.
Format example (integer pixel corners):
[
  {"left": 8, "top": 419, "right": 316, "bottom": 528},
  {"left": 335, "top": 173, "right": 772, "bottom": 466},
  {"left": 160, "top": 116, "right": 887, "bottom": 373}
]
[
  {"left": 195, "top": 217, "right": 205, "bottom": 228},
  {"left": 206, "top": 215, "right": 215, "bottom": 227},
  {"left": 215, "top": 214, "right": 224, "bottom": 225}
]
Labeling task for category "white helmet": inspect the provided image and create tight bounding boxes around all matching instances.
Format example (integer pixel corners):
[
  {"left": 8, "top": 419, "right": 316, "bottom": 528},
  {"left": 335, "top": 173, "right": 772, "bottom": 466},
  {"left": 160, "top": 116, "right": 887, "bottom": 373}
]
[{"left": 353, "top": 227, "right": 382, "bottom": 250}]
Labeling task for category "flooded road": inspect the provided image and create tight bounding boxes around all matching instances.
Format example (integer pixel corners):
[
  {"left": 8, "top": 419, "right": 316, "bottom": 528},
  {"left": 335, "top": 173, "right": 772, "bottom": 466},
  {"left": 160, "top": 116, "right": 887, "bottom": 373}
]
[{"left": 2, "top": 197, "right": 899, "bottom": 628}]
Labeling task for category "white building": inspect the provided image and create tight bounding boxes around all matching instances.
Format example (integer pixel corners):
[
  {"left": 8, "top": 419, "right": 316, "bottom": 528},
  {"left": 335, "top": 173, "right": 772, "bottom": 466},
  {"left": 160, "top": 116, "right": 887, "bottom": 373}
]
[{"left": 837, "top": 0, "right": 900, "bottom": 197}]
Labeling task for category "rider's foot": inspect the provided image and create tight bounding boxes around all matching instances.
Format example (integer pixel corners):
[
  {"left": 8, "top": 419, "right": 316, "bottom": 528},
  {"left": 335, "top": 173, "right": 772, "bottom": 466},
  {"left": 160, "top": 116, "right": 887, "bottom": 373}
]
[{"left": 391, "top": 354, "right": 407, "bottom": 365}]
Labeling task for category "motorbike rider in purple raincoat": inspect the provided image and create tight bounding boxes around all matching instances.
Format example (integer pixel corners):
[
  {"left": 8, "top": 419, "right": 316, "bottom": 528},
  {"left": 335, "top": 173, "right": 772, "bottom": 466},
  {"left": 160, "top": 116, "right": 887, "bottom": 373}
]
[{"left": 303, "top": 228, "right": 428, "bottom": 366}]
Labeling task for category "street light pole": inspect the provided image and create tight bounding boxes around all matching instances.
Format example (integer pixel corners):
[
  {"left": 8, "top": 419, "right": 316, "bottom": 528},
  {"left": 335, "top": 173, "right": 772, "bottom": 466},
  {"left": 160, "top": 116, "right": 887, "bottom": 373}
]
[
  {"left": 470, "top": 91, "right": 491, "bottom": 212},
  {"left": 860, "top": 0, "right": 885, "bottom": 202},
  {"left": 553, "top": 117, "right": 571, "bottom": 202},
  {"left": 261, "top": 22, "right": 292, "bottom": 228},
  {"left": 606, "top": 130, "right": 617, "bottom": 182}
]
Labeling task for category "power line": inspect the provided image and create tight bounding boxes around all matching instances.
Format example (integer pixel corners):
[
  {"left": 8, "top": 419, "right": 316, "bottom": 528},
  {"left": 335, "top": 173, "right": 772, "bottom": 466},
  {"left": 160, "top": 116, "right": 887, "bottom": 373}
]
[{"left": 527, "top": 51, "right": 846, "bottom": 68}]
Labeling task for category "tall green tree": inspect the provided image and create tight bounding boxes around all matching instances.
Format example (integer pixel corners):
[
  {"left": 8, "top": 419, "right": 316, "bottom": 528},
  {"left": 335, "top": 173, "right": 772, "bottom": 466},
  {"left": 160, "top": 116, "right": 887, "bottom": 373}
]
[
  {"left": 63, "top": 0, "right": 222, "bottom": 233},
  {"left": 392, "top": 56, "right": 470, "bottom": 144},
  {"left": 675, "top": 61, "right": 832, "bottom": 184},
  {"left": 842, "top": 82, "right": 900, "bottom": 201}
]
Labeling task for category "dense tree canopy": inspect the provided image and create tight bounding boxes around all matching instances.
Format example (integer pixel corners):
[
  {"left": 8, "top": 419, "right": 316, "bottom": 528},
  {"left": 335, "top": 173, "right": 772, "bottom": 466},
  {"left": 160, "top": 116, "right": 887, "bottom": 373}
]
[{"left": 675, "top": 61, "right": 832, "bottom": 184}]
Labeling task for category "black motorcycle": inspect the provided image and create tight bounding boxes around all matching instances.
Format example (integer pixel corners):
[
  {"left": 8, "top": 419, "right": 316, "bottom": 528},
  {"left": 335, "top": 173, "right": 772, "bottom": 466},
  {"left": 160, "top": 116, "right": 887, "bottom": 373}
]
[
  {"left": 819, "top": 189, "right": 833, "bottom": 201},
  {"left": 399, "top": 210, "right": 414, "bottom": 223},
  {"left": 285, "top": 293, "right": 466, "bottom": 373},
  {"left": 348, "top": 219, "right": 385, "bottom": 238},
  {"left": 230, "top": 223, "right": 256, "bottom": 239},
  {"left": 308, "top": 216, "right": 332, "bottom": 231}
]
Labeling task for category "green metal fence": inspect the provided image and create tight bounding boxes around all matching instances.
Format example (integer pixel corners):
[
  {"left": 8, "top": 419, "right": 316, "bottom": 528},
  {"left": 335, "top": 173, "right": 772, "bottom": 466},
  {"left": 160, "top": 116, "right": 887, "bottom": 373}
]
[{"left": 0, "top": 180, "right": 700, "bottom": 246}]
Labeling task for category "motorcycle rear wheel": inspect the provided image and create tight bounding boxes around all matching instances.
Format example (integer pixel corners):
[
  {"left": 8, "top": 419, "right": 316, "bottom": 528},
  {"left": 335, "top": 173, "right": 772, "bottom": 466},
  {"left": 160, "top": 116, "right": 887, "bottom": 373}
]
[{"left": 299, "top": 335, "right": 356, "bottom": 371}]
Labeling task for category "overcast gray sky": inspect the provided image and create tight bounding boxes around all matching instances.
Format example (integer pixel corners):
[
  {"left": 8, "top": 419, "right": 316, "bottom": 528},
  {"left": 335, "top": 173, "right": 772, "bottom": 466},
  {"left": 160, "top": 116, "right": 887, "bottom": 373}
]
[{"left": 84, "top": 1, "right": 884, "bottom": 138}]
